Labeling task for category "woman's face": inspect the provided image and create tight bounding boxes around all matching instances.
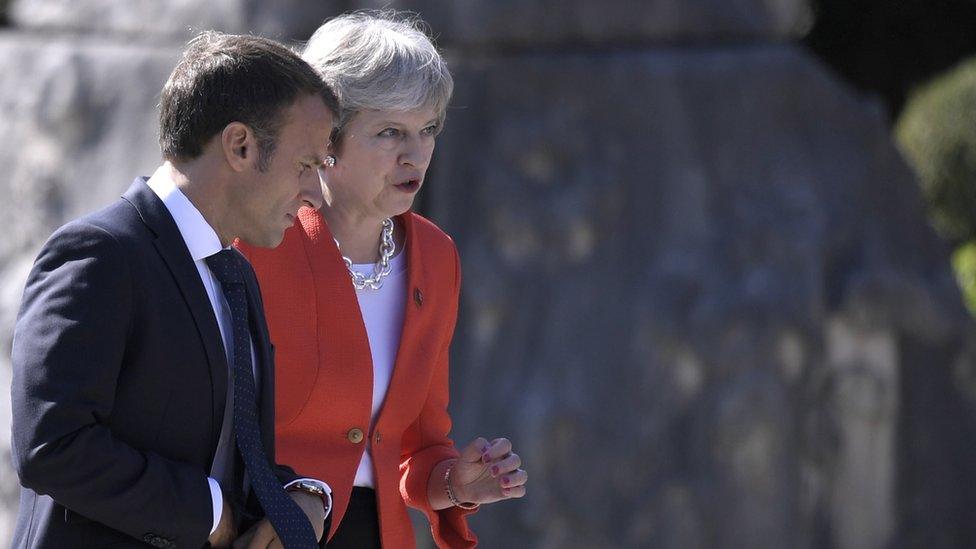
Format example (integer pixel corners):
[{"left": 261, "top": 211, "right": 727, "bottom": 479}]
[{"left": 321, "top": 107, "right": 440, "bottom": 223}]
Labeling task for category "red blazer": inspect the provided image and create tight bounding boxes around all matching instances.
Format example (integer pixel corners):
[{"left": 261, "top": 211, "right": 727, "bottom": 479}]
[{"left": 238, "top": 207, "right": 477, "bottom": 548}]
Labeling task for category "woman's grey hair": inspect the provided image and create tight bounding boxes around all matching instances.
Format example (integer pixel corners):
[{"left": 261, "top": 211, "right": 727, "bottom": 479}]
[{"left": 302, "top": 11, "right": 454, "bottom": 138}]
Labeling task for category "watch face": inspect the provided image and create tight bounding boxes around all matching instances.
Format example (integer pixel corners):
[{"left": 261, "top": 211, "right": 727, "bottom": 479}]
[
  {"left": 290, "top": 481, "right": 332, "bottom": 514},
  {"left": 295, "top": 482, "right": 325, "bottom": 497}
]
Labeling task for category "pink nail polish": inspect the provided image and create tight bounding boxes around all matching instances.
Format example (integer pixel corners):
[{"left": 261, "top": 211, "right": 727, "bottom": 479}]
[
  {"left": 491, "top": 465, "right": 499, "bottom": 476},
  {"left": 502, "top": 487, "right": 510, "bottom": 496},
  {"left": 502, "top": 476, "right": 510, "bottom": 486}
]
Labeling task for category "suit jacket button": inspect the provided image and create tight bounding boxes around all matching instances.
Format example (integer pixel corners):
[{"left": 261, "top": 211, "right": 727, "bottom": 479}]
[{"left": 347, "top": 428, "right": 364, "bottom": 444}]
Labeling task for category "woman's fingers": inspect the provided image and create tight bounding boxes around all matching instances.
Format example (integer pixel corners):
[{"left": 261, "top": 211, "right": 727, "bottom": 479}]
[
  {"left": 457, "top": 436, "right": 528, "bottom": 503},
  {"left": 499, "top": 468, "right": 528, "bottom": 491},
  {"left": 500, "top": 483, "right": 527, "bottom": 499},
  {"left": 481, "top": 437, "right": 512, "bottom": 464},
  {"left": 460, "top": 437, "right": 489, "bottom": 464},
  {"left": 487, "top": 452, "right": 521, "bottom": 477}
]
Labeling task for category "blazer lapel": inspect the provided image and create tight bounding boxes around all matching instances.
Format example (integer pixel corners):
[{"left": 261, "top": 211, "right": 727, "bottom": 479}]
[
  {"left": 300, "top": 210, "right": 434, "bottom": 426},
  {"left": 122, "top": 178, "right": 228, "bottom": 461},
  {"left": 301, "top": 208, "right": 375, "bottom": 408},
  {"left": 382, "top": 214, "right": 436, "bottom": 417}
]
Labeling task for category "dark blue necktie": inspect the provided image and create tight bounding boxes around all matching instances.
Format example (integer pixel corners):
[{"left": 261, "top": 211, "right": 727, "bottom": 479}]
[{"left": 205, "top": 250, "right": 318, "bottom": 548}]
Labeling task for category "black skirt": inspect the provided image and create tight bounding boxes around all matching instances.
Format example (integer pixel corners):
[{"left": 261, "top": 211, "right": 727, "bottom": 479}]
[{"left": 328, "top": 487, "right": 382, "bottom": 548}]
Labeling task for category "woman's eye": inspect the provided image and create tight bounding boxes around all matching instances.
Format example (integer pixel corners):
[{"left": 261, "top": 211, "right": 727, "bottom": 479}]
[
  {"left": 421, "top": 124, "right": 439, "bottom": 136},
  {"left": 378, "top": 128, "right": 400, "bottom": 137}
]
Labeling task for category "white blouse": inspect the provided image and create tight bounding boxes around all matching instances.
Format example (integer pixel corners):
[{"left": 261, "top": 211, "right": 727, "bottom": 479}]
[{"left": 350, "top": 250, "right": 407, "bottom": 487}]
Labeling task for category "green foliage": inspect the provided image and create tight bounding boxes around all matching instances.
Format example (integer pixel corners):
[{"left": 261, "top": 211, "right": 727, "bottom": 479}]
[
  {"left": 954, "top": 241, "right": 976, "bottom": 316},
  {"left": 896, "top": 58, "right": 976, "bottom": 244}
]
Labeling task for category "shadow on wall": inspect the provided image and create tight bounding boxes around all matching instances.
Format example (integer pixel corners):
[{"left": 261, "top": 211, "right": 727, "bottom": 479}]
[
  {"left": 805, "top": 0, "right": 976, "bottom": 121},
  {"left": 1, "top": 1, "right": 976, "bottom": 548}
]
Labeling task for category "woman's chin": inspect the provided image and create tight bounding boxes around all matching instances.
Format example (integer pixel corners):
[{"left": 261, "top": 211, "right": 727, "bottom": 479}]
[{"left": 388, "top": 197, "right": 416, "bottom": 217}]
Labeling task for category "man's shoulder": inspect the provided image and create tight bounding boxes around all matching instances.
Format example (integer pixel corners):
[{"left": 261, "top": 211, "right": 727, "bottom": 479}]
[
  {"left": 78, "top": 195, "right": 145, "bottom": 236},
  {"left": 49, "top": 196, "right": 146, "bottom": 248},
  {"left": 30, "top": 196, "right": 153, "bottom": 279}
]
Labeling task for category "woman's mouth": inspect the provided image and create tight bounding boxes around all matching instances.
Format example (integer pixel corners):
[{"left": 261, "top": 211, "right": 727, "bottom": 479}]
[{"left": 395, "top": 179, "right": 421, "bottom": 193}]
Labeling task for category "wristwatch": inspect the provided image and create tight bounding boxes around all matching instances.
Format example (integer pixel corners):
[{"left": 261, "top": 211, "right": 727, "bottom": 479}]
[{"left": 288, "top": 480, "right": 333, "bottom": 515}]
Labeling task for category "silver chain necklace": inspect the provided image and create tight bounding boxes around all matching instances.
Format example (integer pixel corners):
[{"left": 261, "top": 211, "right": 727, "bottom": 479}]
[{"left": 334, "top": 218, "right": 395, "bottom": 291}]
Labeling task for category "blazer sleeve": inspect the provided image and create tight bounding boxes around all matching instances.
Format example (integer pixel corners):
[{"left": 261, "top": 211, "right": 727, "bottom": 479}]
[
  {"left": 10, "top": 222, "right": 213, "bottom": 546},
  {"left": 398, "top": 245, "right": 478, "bottom": 548}
]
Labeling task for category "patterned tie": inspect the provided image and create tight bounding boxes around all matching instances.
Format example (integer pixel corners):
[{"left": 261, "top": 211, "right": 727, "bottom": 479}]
[{"left": 205, "top": 250, "right": 319, "bottom": 548}]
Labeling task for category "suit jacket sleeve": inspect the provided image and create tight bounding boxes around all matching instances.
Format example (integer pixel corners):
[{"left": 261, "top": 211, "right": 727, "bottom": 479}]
[
  {"left": 10, "top": 222, "right": 213, "bottom": 546},
  {"left": 398, "top": 244, "right": 478, "bottom": 548}
]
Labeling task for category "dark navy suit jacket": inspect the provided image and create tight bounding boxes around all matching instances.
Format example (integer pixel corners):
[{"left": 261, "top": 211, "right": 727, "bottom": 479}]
[{"left": 10, "top": 177, "right": 297, "bottom": 548}]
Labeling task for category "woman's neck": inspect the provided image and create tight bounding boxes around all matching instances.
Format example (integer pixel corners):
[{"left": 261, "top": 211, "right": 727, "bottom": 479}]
[{"left": 322, "top": 207, "right": 403, "bottom": 264}]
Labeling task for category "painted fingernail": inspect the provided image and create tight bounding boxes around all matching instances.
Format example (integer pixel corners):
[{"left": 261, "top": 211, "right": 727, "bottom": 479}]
[
  {"left": 502, "top": 487, "right": 510, "bottom": 496},
  {"left": 491, "top": 465, "right": 499, "bottom": 476},
  {"left": 482, "top": 453, "right": 490, "bottom": 463},
  {"left": 502, "top": 476, "right": 510, "bottom": 487},
  {"left": 481, "top": 445, "right": 489, "bottom": 454}
]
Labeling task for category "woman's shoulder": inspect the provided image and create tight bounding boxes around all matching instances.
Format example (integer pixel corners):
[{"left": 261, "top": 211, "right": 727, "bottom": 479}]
[
  {"left": 406, "top": 211, "right": 461, "bottom": 293},
  {"left": 406, "top": 211, "right": 458, "bottom": 256}
]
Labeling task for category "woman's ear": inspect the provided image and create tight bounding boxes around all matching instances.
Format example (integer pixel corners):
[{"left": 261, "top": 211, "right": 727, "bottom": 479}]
[{"left": 323, "top": 131, "right": 341, "bottom": 168}]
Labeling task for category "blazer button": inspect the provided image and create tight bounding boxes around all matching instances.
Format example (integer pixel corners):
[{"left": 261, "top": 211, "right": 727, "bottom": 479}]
[
  {"left": 374, "top": 430, "right": 382, "bottom": 444},
  {"left": 347, "top": 428, "right": 364, "bottom": 444},
  {"left": 414, "top": 288, "right": 424, "bottom": 307}
]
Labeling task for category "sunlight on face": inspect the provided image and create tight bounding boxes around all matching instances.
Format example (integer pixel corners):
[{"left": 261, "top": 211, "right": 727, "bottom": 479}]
[{"left": 320, "top": 107, "right": 440, "bottom": 224}]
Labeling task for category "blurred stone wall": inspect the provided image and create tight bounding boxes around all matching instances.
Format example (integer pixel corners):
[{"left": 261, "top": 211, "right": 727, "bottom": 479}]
[{"left": 1, "top": 1, "right": 975, "bottom": 548}]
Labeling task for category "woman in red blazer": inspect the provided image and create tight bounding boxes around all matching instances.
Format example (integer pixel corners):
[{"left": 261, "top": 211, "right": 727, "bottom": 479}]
[{"left": 238, "top": 11, "right": 527, "bottom": 548}]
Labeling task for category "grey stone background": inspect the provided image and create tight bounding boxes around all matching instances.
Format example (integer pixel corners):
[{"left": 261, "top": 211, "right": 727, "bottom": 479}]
[{"left": 2, "top": 1, "right": 975, "bottom": 548}]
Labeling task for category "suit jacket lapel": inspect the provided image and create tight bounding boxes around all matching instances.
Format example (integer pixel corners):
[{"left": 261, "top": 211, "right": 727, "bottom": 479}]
[{"left": 122, "top": 177, "right": 228, "bottom": 461}]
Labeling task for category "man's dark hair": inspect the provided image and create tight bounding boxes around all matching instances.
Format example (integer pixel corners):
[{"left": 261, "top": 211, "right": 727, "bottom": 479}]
[{"left": 159, "top": 31, "right": 339, "bottom": 171}]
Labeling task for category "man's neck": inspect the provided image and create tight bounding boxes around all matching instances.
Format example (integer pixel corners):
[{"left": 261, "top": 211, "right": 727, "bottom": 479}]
[{"left": 162, "top": 160, "right": 234, "bottom": 247}]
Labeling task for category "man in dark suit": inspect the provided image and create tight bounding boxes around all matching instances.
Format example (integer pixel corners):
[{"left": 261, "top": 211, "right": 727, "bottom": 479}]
[{"left": 11, "top": 32, "right": 337, "bottom": 548}]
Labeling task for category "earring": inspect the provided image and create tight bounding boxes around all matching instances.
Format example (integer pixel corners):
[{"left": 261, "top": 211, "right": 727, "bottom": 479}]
[{"left": 324, "top": 155, "right": 336, "bottom": 167}]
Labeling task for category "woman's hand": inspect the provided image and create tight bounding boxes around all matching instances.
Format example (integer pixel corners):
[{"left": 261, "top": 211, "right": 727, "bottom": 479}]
[{"left": 451, "top": 437, "right": 527, "bottom": 505}]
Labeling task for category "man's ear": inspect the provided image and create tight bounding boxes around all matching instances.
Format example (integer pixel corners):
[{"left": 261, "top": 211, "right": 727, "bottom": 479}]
[{"left": 221, "top": 122, "right": 253, "bottom": 172}]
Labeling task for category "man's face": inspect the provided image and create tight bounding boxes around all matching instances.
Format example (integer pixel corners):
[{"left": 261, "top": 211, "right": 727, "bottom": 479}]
[{"left": 234, "top": 94, "right": 333, "bottom": 248}]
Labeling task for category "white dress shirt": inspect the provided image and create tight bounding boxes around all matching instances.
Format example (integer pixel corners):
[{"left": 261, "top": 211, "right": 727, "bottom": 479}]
[{"left": 146, "top": 168, "right": 330, "bottom": 534}]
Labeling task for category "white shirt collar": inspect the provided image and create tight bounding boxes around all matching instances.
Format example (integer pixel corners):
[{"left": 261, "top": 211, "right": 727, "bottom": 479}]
[{"left": 145, "top": 166, "right": 225, "bottom": 261}]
